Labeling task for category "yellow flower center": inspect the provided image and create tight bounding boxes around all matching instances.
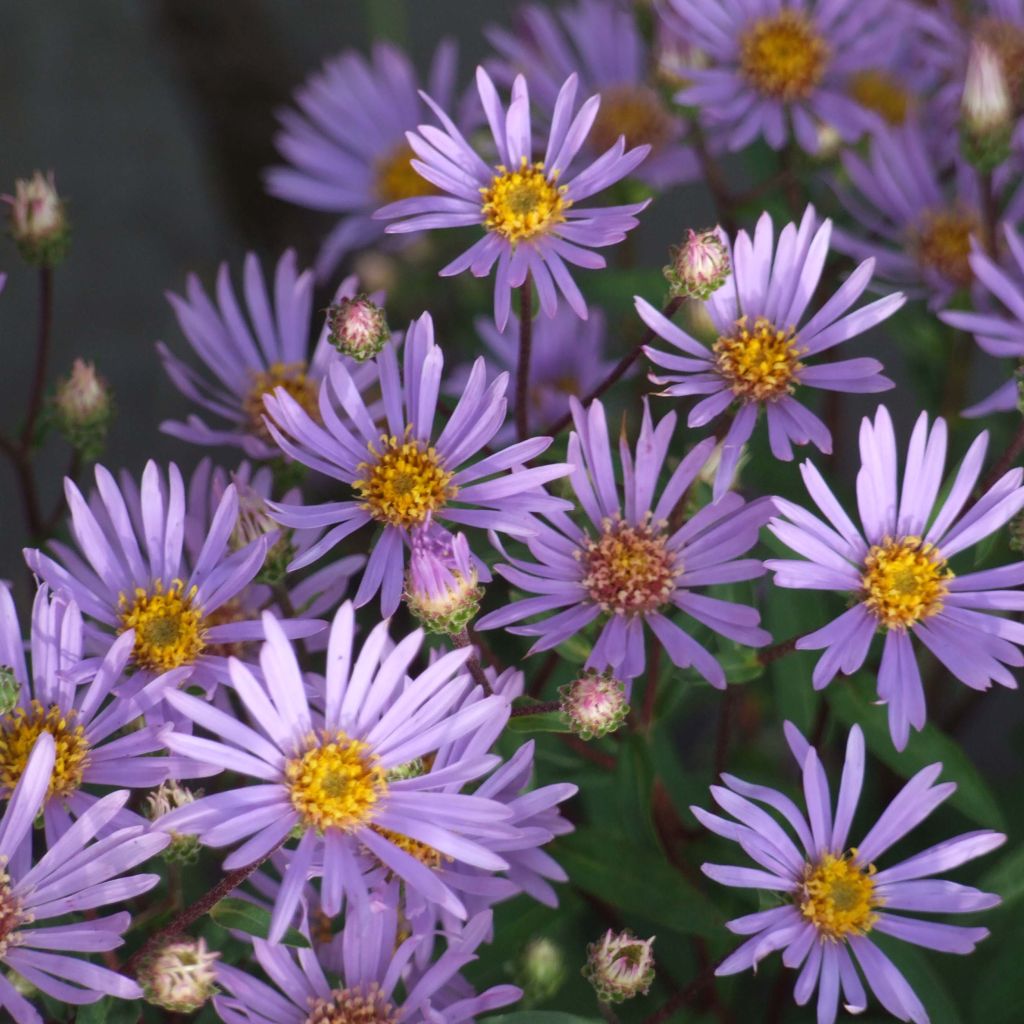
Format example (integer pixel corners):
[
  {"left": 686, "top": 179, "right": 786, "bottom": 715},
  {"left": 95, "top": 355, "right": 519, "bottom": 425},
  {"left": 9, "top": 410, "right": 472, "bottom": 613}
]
[
  {"left": 118, "top": 580, "right": 207, "bottom": 672},
  {"left": 799, "top": 852, "right": 880, "bottom": 941},
  {"left": 589, "top": 84, "right": 675, "bottom": 155},
  {"left": 579, "top": 514, "right": 679, "bottom": 617},
  {"left": 714, "top": 316, "right": 805, "bottom": 402},
  {"left": 0, "top": 701, "right": 90, "bottom": 800},
  {"left": 369, "top": 825, "right": 449, "bottom": 871},
  {"left": 374, "top": 140, "right": 437, "bottom": 204},
  {"left": 0, "top": 863, "right": 27, "bottom": 957},
  {"left": 286, "top": 732, "right": 386, "bottom": 833},
  {"left": 481, "top": 157, "right": 570, "bottom": 244},
  {"left": 243, "top": 361, "right": 319, "bottom": 444},
  {"left": 304, "top": 984, "right": 401, "bottom": 1024},
  {"left": 847, "top": 69, "right": 911, "bottom": 126},
  {"left": 739, "top": 11, "right": 830, "bottom": 101},
  {"left": 354, "top": 432, "right": 456, "bottom": 529},
  {"left": 861, "top": 536, "right": 952, "bottom": 630},
  {"left": 914, "top": 209, "right": 979, "bottom": 288}
]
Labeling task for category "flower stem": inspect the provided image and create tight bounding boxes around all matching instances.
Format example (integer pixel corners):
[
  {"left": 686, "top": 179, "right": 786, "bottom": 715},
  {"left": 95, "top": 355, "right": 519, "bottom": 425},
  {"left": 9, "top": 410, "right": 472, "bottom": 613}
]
[
  {"left": 453, "top": 627, "right": 495, "bottom": 695},
  {"left": 510, "top": 699, "right": 562, "bottom": 717},
  {"left": 515, "top": 276, "right": 533, "bottom": 441},
  {"left": 972, "top": 415, "right": 1024, "bottom": 506},
  {"left": 23, "top": 266, "right": 54, "bottom": 450},
  {"left": 757, "top": 632, "right": 803, "bottom": 665}
]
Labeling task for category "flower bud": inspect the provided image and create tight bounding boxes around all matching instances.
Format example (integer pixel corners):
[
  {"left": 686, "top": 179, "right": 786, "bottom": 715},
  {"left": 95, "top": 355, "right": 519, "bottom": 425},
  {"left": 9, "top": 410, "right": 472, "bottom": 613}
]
[
  {"left": 3, "top": 171, "right": 70, "bottom": 267},
  {"left": 327, "top": 294, "right": 390, "bottom": 362},
  {"left": 517, "top": 937, "right": 566, "bottom": 1006},
  {"left": 230, "top": 479, "right": 293, "bottom": 585},
  {"left": 405, "top": 522, "right": 483, "bottom": 635},
  {"left": 138, "top": 935, "right": 219, "bottom": 1013},
  {"left": 558, "top": 671, "right": 628, "bottom": 740},
  {"left": 53, "top": 359, "right": 112, "bottom": 459},
  {"left": 583, "top": 929, "right": 656, "bottom": 1003},
  {"left": 0, "top": 666, "right": 20, "bottom": 715},
  {"left": 145, "top": 781, "right": 203, "bottom": 864},
  {"left": 961, "top": 40, "right": 1013, "bottom": 170},
  {"left": 664, "top": 228, "right": 730, "bottom": 301}
]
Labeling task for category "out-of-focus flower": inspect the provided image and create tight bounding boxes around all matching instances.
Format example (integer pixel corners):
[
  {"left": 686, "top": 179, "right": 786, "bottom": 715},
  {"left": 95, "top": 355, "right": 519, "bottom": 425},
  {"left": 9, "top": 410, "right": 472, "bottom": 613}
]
[
  {"left": 478, "top": 399, "right": 772, "bottom": 685},
  {"left": 2, "top": 171, "right": 70, "bottom": 267},
  {"left": 264, "top": 312, "right": 570, "bottom": 616},
  {"left": 518, "top": 937, "right": 566, "bottom": 1005},
  {"left": 559, "top": 670, "right": 628, "bottom": 739},
  {"left": 766, "top": 406, "right": 1024, "bottom": 749},
  {"left": 138, "top": 936, "right": 219, "bottom": 1013},
  {"left": 405, "top": 520, "right": 483, "bottom": 635},
  {"left": 699, "top": 722, "right": 1004, "bottom": 1024},
  {"left": 376, "top": 67, "right": 650, "bottom": 329},
  {"left": 961, "top": 39, "right": 1013, "bottom": 168},
  {"left": 664, "top": 227, "right": 731, "bottom": 300},
  {"left": 326, "top": 293, "right": 390, "bottom": 362},
  {"left": 641, "top": 206, "right": 901, "bottom": 500},
  {"left": 53, "top": 359, "right": 112, "bottom": 459},
  {"left": 584, "top": 929, "right": 656, "bottom": 1002}
]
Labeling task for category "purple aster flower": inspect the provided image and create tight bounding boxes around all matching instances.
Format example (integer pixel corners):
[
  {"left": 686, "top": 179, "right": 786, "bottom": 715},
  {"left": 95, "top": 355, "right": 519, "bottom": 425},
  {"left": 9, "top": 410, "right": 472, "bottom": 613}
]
[
  {"left": 660, "top": 0, "right": 901, "bottom": 152},
  {"left": 0, "top": 585, "right": 212, "bottom": 843},
  {"left": 24, "top": 461, "right": 323, "bottom": 691},
  {"left": 486, "top": 0, "right": 698, "bottom": 190},
  {"left": 213, "top": 893, "right": 520, "bottom": 1024},
  {"left": 478, "top": 398, "right": 772, "bottom": 686},
  {"left": 0, "top": 733, "right": 169, "bottom": 1022},
  {"left": 157, "top": 251, "right": 380, "bottom": 459},
  {"left": 939, "top": 224, "right": 1024, "bottom": 417},
  {"left": 698, "top": 721, "right": 1004, "bottom": 1024},
  {"left": 266, "top": 41, "right": 464, "bottom": 281},
  {"left": 765, "top": 405, "right": 1024, "bottom": 749},
  {"left": 157, "top": 604, "right": 521, "bottom": 940},
  {"left": 375, "top": 66, "right": 650, "bottom": 329},
  {"left": 264, "top": 311, "right": 571, "bottom": 616},
  {"left": 640, "top": 206, "right": 902, "bottom": 501}
]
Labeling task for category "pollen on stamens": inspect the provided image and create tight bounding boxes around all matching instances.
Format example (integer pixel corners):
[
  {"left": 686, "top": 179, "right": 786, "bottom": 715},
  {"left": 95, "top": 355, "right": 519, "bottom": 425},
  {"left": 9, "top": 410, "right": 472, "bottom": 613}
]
[
  {"left": 303, "top": 983, "right": 401, "bottom": 1024},
  {"left": 243, "top": 361, "right": 320, "bottom": 443},
  {"left": 913, "top": 208, "right": 980, "bottom": 288},
  {"left": 589, "top": 84, "right": 675, "bottom": 155},
  {"left": 861, "top": 536, "right": 952, "bottom": 630},
  {"left": 480, "top": 157, "right": 570, "bottom": 244},
  {"left": 714, "top": 315, "right": 805, "bottom": 402},
  {"left": 0, "top": 700, "right": 90, "bottom": 800},
  {"left": 118, "top": 579, "right": 207, "bottom": 672},
  {"left": 739, "top": 10, "right": 830, "bottom": 101},
  {"left": 847, "top": 69, "right": 911, "bottom": 126},
  {"left": 374, "top": 140, "right": 437, "bottom": 204},
  {"left": 798, "top": 851, "right": 880, "bottom": 941}
]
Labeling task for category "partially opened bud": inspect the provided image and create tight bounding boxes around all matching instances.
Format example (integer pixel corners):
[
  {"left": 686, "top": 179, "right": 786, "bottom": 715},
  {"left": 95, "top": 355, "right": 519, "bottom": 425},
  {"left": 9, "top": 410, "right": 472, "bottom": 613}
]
[
  {"left": 961, "top": 39, "right": 1013, "bottom": 170},
  {"left": 405, "top": 522, "right": 483, "bottom": 635},
  {"left": 0, "top": 666, "right": 20, "bottom": 715},
  {"left": 664, "top": 228, "right": 730, "bottom": 300},
  {"left": 53, "top": 360, "right": 112, "bottom": 459},
  {"left": 327, "top": 294, "right": 390, "bottom": 362},
  {"left": 4, "top": 171, "right": 70, "bottom": 267},
  {"left": 559, "top": 671, "right": 628, "bottom": 740},
  {"left": 138, "top": 935, "right": 219, "bottom": 1012},
  {"left": 583, "top": 929, "right": 656, "bottom": 1003},
  {"left": 145, "top": 781, "right": 202, "bottom": 864}
]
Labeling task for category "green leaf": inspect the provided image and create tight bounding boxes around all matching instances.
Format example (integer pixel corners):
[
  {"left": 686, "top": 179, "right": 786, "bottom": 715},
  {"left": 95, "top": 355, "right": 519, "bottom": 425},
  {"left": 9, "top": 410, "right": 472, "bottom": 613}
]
[
  {"left": 980, "top": 842, "right": 1024, "bottom": 908},
  {"left": 555, "top": 633, "right": 591, "bottom": 665},
  {"left": 828, "top": 677, "right": 1004, "bottom": 829},
  {"left": 209, "top": 896, "right": 310, "bottom": 947},
  {"left": 76, "top": 999, "right": 140, "bottom": 1024},
  {"left": 507, "top": 710, "right": 572, "bottom": 734}
]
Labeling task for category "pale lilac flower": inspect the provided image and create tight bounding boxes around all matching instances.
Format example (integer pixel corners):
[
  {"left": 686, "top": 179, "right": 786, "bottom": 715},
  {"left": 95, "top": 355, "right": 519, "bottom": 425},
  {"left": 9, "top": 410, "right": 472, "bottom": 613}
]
[
  {"left": 699, "top": 722, "right": 1004, "bottom": 1024},
  {"left": 641, "top": 206, "right": 902, "bottom": 500},
  {"left": 0, "top": 733, "right": 169, "bottom": 1022},
  {"left": 376, "top": 67, "right": 650, "bottom": 329},
  {"left": 264, "top": 311, "right": 571, "bottom": 616},
  {"left": 478, "top": 398, "right": 772, "bottom": 685},
  {"left": 766, "top": 406, "right": 1024, "bottom": 749}
]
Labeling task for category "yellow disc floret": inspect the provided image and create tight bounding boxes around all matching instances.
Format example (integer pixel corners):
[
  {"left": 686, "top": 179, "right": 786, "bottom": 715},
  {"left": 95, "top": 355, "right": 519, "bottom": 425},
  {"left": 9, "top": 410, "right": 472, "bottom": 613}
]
[
  {"left": 286, "top": 732, "right": 386, "bottom": 834},
  {"left": 714, "top": 316, "right": 805, "bottom": 402},
  {"left": 481, "top": 157, "right": 569, "bottom": 244},
  {"left": 799, "top": 852, "right": 880, "bottom": 941},
  {"left": 0, "top": 700, "right": 90, "bottom": 799},
  {"left": 243, "top": 361, "right": 319, "bottom": 444},
  {"left": 739, "top": 11, "right": 831, "bottom": 101},
  {"left": 119, "top": 579, "right": 207, "bottom": 672},
  {"left": 847, "top": 69, "right": 911, "bottom": 126},
  {"left": 304, "top": 984, "right": 401, "bottom": 1024},
  {"left": 354, "top": 431, "right": 456, "bottom": 529},
  {"left": 861, "top": 536, "right": 952, "bottom": 630},
  {"left": 914, "top": 209, "right": 979, "bottom": 289},
  {"left": 375, "top": 140, "right": 437, "bottom": 204}
]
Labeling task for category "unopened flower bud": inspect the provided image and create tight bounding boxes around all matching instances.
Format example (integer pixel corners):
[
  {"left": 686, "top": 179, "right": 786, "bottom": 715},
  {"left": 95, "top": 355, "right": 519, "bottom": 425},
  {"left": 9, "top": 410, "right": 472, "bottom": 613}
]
[
  {"left": 138, "top": 935, "right": 219, "bottom": 1013},
  {"left": 517, "top": 937, "right": 566, "bottom": 1005},
  {"left": 405, "top": 522, "right": 483, "bottom": 635},
  {"left": 3, "top": 171, "right": 70, "bottom": 267},
  {"left": 961, "top": 40, "right": 1013, "bottom": 170},
  {"left": 230, "top": 479, "right": 293, "bottom": 585},
  {"left": 664, "top": 228, "right": 730, "bottom": 301},
  {"left": 327, "top": 294, "right": 390, "bottom": 362},
  {"left": 53, "top": 360, "right": 112, "bottom": 459},
  {"left": 0, "top": 666, "right": 20, "bottom": 715},
  {"left": 559, "top": 671, "right": 628, "bottom": 740},
  {"left": 584, "top": 929, "right": 656, "bottom": 1003},
  {"left": 145, "top": 781, "right": 202, "bottom": 864}
]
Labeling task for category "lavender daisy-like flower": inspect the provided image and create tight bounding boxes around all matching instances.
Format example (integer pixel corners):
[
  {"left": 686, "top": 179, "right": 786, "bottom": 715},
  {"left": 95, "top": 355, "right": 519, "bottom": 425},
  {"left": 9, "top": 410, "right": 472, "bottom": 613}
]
[
  {"left": 640, "top": 206, "right": 902, "bottom": 500},
  {"left": 698, "top": 722, "right": 1004, "bottom": 1024},
  {"left": 157, "top": 604, "right": 520, "bottom": 939},
  {"left": 267, "top": 41, "right": 462, "bottom": 280},
  {"left": 376, "top": 66, "right": 650, "bottom": 328},
  {"left": 486, "top": 0, "right": 697, "bottom": 189},
  {"left": 24, "top": 461, "right": 322, "bottom": 690},
  {"left": 264, "top": 311, "right": 570, "bottom": 616},
  {"left": 939, "top": 225, "right": 1024, "bottom": 417},
  {"left": 766, "top": 405, "right": 1024, "bottom": 749},
  {"left": 0, "top": 733, "right": 170, "bottom": 1022},
  {"left": 478, "top": 398, "right": 772, "bottom": 685},
  {"left": 214, "top": 893, "right": 520, "bottom": 1024},
  {"left": 157, "top": 251, "right": 378, "bottom": 459},
  {"left": 660, "top": 0, "right": 897, "bottom": 152}
]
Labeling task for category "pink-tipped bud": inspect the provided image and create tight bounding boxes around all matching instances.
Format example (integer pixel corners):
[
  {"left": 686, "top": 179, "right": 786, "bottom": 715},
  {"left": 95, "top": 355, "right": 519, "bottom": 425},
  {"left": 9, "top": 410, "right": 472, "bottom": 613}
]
[
  {"left": 138, "top": 935, "right": 219, "bottom": 1013},
  {"left": 559, "top": 671, "right": 628, "bottom": 740},
  {"left": 53, "top": 359, "right": 112, "bottom": 458},
  {"left": 961, "top": 40, "right": 1013, "bottom": 170},
  {"left": 583, "top": 929, "right": 656, "bottom": 1003},
  {"left": 327, "top": 294, "right": 390, "bottom": 362},
  {"left": 664, "top": 228, "right": 730, "bottom": 300},
  {"left": 3, "top": 171, "right": 70, "bottom": 267},
  {"left": 405, "top": 522, "right": 483, "bottom": 635}
]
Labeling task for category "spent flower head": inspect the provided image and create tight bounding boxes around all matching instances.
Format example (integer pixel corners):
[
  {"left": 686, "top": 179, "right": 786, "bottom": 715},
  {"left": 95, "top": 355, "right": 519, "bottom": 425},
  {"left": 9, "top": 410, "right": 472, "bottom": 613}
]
[{"left": 138, "top": 936, "right": 219, "bottom": 1013}]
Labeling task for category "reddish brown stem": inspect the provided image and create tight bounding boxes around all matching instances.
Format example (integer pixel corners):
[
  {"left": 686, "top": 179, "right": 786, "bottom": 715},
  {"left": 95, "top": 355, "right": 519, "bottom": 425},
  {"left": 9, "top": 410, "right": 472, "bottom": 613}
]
[{"left": 757, "top": 632, "right": 803, "bottom": 665}]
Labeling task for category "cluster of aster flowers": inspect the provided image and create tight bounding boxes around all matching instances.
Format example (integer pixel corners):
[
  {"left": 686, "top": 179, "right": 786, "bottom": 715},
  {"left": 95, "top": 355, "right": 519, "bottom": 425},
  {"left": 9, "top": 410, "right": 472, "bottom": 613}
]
[{"left": 2, "top": 0, "right": 1024, "bottom": 1021}]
